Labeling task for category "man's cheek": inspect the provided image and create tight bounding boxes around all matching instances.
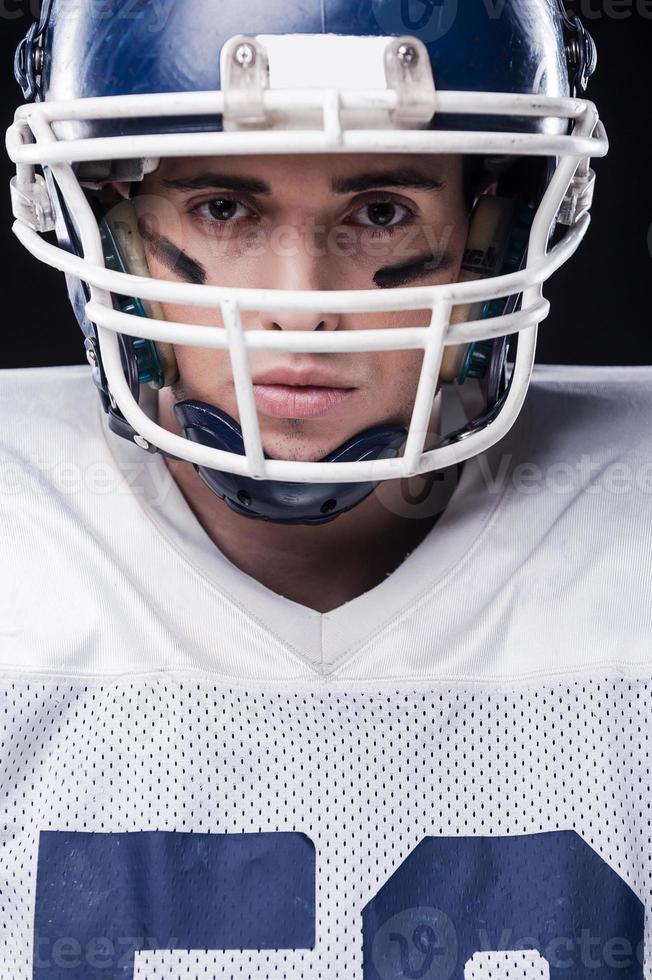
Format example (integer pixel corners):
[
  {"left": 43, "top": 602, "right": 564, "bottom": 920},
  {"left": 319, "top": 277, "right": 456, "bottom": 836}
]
[{"left": 393, "top": 357, "right": 425, "bottom": 417}]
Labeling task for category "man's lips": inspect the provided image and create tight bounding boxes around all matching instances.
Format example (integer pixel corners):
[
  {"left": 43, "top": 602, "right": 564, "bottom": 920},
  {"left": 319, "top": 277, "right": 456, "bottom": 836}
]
[
  {"left": 252, "top": 384, "right": 356, "bottom": 420},
  {"left": 250, "top": 369, "right": 357, "bottom": 419}
]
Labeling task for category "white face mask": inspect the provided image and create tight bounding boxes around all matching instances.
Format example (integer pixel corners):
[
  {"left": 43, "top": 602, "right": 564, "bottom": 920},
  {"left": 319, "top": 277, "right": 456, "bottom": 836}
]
[{"left": 7, "top": 28, "right": 607, "bottom": 502}]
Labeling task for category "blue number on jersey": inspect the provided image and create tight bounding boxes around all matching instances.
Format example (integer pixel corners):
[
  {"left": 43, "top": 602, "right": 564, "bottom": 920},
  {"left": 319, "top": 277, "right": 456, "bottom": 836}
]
[
  {"left": 363, "top": 830, "right": 645, "bottom": 980},
  {"left": 32, "top": 829, "right": 643, "bottom": 978},
  {"left": 33, "top": 830, "right": 315, "bottom": 978}
]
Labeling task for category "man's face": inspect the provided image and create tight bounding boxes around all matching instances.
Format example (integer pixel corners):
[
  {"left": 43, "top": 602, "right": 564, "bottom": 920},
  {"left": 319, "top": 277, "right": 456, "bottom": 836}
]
[{"left": 136, "top": 152, "right": 469, "bottom": 462}]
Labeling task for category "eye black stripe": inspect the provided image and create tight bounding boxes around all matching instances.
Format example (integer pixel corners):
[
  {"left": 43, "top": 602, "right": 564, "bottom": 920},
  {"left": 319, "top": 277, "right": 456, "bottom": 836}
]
[
  {"left": 373, "top": 251, "right": 453, "bottom": 288},
  {"left": 140, "top": 224, "right": 207, "bottom": 286}
]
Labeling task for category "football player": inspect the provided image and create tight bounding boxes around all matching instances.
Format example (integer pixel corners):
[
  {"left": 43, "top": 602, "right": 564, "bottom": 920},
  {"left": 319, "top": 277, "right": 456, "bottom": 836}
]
[{"left": 3, "top": 1, "right": 650, "bottom": 979}]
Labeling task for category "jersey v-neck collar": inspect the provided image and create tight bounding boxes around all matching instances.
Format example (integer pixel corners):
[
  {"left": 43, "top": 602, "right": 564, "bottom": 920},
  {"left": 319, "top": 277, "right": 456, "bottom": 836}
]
[{"left": 98, "top": 389, "right": 527, "bottom": 674}]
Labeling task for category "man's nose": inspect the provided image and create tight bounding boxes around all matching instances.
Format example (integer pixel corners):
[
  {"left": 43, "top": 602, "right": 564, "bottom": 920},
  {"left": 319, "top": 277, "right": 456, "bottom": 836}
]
[{"left": 255, "top": 239, "right": 342, "bottom": 332}]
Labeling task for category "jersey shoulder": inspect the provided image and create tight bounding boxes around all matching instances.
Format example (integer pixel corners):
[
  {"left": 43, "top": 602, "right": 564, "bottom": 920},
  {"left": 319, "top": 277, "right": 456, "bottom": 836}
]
[
  {"left": 350, "top": 365, "right": 652, "bottom": 684},
  {"left": 0, "top": 363, "right": 107, "bottom": 506},
  {"left": 0, "top": 363, "right": 98, "bottom": 454},
  {"left": 523, "top": 363, "right": 652, "bottom": 478},
  {"left": 527, "top": 363, "right": 652, "bottom": 443}
]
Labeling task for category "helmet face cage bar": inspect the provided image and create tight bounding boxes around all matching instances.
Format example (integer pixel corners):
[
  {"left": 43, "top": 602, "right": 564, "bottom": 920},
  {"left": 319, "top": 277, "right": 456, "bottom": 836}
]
[{"left": 7, "top": 30, "right": 608, "bottom": 491}]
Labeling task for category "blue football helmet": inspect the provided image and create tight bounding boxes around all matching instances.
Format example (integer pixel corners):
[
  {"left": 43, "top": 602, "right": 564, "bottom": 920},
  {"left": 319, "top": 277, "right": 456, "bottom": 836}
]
[{"left": 8, "top": 0, "right": 607, "bottom": 524}]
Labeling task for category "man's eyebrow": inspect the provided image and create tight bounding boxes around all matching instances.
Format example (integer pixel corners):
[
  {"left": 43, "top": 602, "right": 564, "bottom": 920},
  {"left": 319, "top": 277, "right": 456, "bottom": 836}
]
[
  {"left": 162, "top": 173, "right": 272, "bottom": 194},
  {"left": 161, "top": 168, "right": 445, "bottom": 196},
  {"left": 331, "top": 168, "right": 445, "bottom": 194}
]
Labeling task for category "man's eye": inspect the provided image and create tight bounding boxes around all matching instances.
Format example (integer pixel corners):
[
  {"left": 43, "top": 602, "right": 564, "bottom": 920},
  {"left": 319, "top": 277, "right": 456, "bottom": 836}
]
[
  {"left": 194, "top": 199, "right": 252, "bottom": 222},
  {"left": 351, "top": 201, "right": 413, "bottom": 228}
]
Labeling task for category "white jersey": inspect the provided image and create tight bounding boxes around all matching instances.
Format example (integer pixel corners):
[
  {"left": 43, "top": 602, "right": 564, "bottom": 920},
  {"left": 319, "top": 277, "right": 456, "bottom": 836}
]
[{"left": 0, "top": 363, "right": 651, "bottom": 980}]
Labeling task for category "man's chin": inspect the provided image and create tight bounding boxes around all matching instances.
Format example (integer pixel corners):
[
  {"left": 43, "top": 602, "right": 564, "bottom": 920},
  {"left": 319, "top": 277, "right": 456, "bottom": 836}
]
[
  {"left": 261, "top": 432, "right": 356, "bottom": 465},
  {"left": 259, "top": 414, "right": 408, "bottom": 465},
  {"left": 261, "top": 446, "right": 341, "bottom": 465}
]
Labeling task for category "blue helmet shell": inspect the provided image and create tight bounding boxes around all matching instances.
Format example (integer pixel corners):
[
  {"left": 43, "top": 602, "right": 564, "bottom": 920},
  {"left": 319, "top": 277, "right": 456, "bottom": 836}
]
[{"left": 29, "top": 0, "right": 574, "bottom": 134}]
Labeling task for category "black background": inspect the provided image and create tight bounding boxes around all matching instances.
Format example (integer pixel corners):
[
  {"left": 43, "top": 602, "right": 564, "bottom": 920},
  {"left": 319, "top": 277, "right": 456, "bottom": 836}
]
[{"left": 1, "top": 2, "right": 651, "bottom": 370}]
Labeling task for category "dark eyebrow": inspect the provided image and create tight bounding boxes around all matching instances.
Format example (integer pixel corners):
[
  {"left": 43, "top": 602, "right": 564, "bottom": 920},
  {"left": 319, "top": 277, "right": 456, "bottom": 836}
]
[
  {"left": 162, "top": 173, "right": 272, "bottom": 194},
  {"left": 331, "top": 168, "right": 445, "bottom": 194},
  {"left": 162, "top": 167, "right": 444, "bottom": 196}
]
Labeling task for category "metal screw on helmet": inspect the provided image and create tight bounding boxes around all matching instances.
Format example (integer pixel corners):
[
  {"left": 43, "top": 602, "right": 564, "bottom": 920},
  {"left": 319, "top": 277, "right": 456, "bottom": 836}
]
[
  {"left": 565, "top": 37, "right": 579, "bottom": 65},
  {"left": 33, "top": 46, "right": 43, "bottom": 75},
  {"left": 85, "top": 348, "right": 97, "bottom": 367},
  {"left": 397, "top": 43, "right": 418, "bottom": 67},
  {"left": 557, "top": 1, "right": 597, "bottom": 94},
  {"left": 234, "top": 42, "right": 256, "bottom": 68},
  {"left": 133, "top": 435, "right": 150, "bottom": 451},
  {"left": 565, "top": 33, "right": 592, "bottom": 90}
]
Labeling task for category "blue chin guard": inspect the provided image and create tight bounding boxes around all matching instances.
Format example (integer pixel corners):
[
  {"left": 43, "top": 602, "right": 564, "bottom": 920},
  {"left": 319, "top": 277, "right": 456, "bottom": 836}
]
[{"left": 174, "top": 401, "right": 407, "bottom": 525}]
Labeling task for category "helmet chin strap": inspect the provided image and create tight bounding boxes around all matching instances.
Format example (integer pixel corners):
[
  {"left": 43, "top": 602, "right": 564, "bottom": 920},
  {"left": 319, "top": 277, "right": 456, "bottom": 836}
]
[{"left": 173, "top": 400, "right": 407, "bottom": 525}]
